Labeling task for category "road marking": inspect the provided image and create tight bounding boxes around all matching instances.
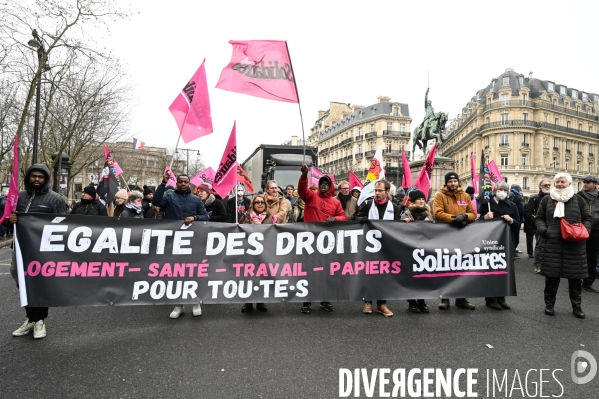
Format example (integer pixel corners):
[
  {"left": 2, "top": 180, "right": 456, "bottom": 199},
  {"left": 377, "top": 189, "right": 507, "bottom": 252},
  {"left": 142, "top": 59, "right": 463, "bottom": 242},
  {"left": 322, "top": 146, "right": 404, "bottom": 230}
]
[{"left": 0, "top": 263, "right": 12, "bottom": 266}]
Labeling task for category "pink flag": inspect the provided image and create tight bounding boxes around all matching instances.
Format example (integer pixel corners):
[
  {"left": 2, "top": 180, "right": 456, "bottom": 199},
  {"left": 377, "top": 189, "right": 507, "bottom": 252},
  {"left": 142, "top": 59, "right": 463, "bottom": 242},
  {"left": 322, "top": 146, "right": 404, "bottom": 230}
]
[
  {"left": 190, "top": 167, "right": 216, "bottom": 187},
  {"left": 212, "top": 121, "right": 237, "bottom": 198},
  {"left": 216, "top": 40, "right": 299, "bottom": 103},
  {"left": 0, "top": 135, "right": 18, "bottom": 225},
  {"left": 310, "top": 166, "right": 324, "bottom": 187},
  {"left": 487, "top": 160, "right": 504, "bottom": 184},
  {"left": 103, "top": 145, "right": 123, "bottom": 176},
  {"left": 414, "top": 143, "right": 437, "bottom": 200},
  {"left": 169, "top": 59, "right": 214, "bottom": 144},
  {"left": 401, "top": 148, "right": 412, "bottom": 189},
  {"left": 349, "top": 170, "right": 364, "bottom": 190},
  {"left": 164, "top": 165, "right": 178, "bottom": 188}
]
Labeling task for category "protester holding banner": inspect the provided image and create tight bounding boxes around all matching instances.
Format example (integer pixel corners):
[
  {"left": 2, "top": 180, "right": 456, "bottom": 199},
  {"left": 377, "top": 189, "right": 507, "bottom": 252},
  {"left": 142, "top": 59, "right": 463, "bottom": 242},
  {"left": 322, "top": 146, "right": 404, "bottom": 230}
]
[
  {"left": 298, "top": 164, "right": 347, "bottom": 313},
  {"left": 353, "top": 179, "right": 401, "bottom": 317},
  {"left": 482, "top": 182, "right": 520, "bottom": 310},
  {"left": 336, "top": 180, "right": 357, "bottom": 219},
  {"left": 576, "top": 174, "right": 599, "bottom": 293},
  {"left": 196, "top": 184, "right": 226, "bottom": 223},
  {"left": 152, "top": 170, "right": 209, "bottom": 319},
  {"left": 227, "top": 184, "right": 250, "bottom": 223},
  {"left": 536, "top": 173, "right": 591, "bottom": 318},
  {"left": 525, "top": 179, "right": 551, "bottom": 270},
  {"left": 71, "top": 185, "right": 108, "bottom": 216},
  {"left": 434, "top": 172, "right": 476, "bottom": 311},
  {"left": 265, "top": 180, "right": 288, "bottom": 224},
  {"left": 118, "top": 191, "right": 144, "bottom": 219},
  {"left": 238, "top": 194, "right": 276, "bottom": 313},
  {"left": 112, "top": 189, "right": 128, "bottom": 219},
  {"left": 10, "top": 164, "right": 67, "bottom": 340}
]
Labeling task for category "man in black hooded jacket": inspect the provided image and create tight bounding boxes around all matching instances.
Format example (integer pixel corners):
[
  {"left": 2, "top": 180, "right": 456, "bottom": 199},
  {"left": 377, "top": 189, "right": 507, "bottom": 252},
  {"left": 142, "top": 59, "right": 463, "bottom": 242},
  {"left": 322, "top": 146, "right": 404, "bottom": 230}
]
[{"left": 8, "top": 164, "right": 66, "bottom": 340}]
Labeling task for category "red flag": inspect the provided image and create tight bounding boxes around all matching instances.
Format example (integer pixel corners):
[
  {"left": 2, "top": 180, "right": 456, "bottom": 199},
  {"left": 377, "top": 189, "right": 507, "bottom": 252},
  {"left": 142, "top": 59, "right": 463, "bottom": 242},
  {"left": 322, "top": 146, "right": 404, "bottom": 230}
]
[
  {"left": 164, "top": 165, "right": 178, "bottom": 189},
  {"left": 349, "top": 170, "right": 363, "bottom": 190},
  {"left": 401, "top": 148, "right": 412, "bottom": 189},
  {"left": 236, "top": 164, "right": 254, "bottom": 194},
  {"left": 216, "top": 40, "right": 299, "bottom": 103},
  {"left": 414, "top": 143, "right": 437, "bottom": 200},
  {"left": 212, "top": 121, "right": 237, "bottom": 198},
  {"left": 169, "top": 59, "right": 214, "bottom": 144},
  {"left": 0, "top": 135, "right": 18, "bottom": 224}
]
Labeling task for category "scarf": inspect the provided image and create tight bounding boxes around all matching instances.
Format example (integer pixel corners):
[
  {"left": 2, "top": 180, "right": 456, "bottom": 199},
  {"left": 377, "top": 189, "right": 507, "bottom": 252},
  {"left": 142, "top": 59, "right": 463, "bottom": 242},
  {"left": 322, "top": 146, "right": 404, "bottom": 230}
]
[
  {"left": 81, "top": 198, "right": 93, "bottom": 205},
  {"left": 409, "top": 204, "right": 429, "bottom": 220},
  {"left": 203, "top": 194, "right": 215, "bottom": 207},
  {"left": 250, "top": 210, "right": 268, "bottom": 224},
  {"left": 296, "top": 201, "right": 305, "bottom": 221},
  {"left": 368, "top": 199, "right": 394, "bottom": 220},
  {"left": 125, "top": 203, "right": 142, "bottom": 214},
  {"left": 550, "top": 185, "right": 574, "bottom": 218},
  {"left": 337, "top": 192, "right": 352, "bottom": 210},
  {"left": 579, "top": 188, "right": 598, "bottom": 204}
]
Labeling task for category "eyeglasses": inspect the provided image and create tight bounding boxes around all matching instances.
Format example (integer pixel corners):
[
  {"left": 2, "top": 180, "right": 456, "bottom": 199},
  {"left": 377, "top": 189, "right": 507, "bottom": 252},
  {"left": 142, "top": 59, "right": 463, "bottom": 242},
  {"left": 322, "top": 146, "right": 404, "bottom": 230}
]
[
  {"left": 541, "top": 184, "right": 551, "bottom": 188},
  {"left": 340, "top": 187, "right": 350, "bottom": 191}
]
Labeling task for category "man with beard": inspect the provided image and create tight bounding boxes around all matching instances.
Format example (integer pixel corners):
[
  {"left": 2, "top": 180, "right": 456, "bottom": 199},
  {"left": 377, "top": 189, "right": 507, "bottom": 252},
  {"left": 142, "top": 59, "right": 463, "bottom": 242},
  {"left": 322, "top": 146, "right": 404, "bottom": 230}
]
[
  {"left": 525, "top": 179, "right": 551, "bottom": 272},
  {"left": 577, "top": 174, "right": 599, "bottom": 293},
  {"left": 298, "top": 163, "right": 347, "bottom": 313},
  {"left": 335, "top": 180, "right": 357, "bottom": 219},
  {"left": 71, "top": 185, "right": 107, "bottom": 216},
  {"left": 433, "top": 172, "right": 477, "bottom": 311},
  {"left": 9, "top": 164, "right": 67, "bottom": 339},
  {"left": 152, "top": 170, "right": 209, "bottom": 319}
]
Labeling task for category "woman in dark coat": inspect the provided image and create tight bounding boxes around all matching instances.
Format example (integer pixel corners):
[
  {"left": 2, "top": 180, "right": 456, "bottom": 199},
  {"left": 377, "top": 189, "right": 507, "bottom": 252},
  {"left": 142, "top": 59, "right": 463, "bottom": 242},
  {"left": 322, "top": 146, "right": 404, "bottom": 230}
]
[
  {"left": 239, "top": 194, "right": 275, "bottom": 313},
  {"left": 481, "top": 182, "right": 520, "bottom": 311},
  {"left": 195, "top": 184, "right": 227, "bottom": 223},
  {"left": 119, "top": 191, "right": 144, "bottom": 219},
  {"left": 536, "top": 173, "right": 591, "bottom": 318}
]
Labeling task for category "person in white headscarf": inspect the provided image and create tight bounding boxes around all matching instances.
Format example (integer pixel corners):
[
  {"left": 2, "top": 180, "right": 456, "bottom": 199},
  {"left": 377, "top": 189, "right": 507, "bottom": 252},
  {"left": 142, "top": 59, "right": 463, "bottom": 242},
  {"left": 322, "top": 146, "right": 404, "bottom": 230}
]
[{"left": 535, "top": 173, "right": 591, "bottom": 319}]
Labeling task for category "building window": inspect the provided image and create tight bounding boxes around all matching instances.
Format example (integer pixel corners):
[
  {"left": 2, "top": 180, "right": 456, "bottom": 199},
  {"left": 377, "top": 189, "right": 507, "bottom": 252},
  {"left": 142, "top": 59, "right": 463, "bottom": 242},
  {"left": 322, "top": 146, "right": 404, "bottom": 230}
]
[
  {"left": 523, "top": 176, "right": 528, "bottom": 189},
  {"left": 583, "top": 93, "right": 588, "bottom": 102},
  {"left": 501, "top": 114, "right": 509, "bottom": 125},
  {"left": 500, "top": 133, "right": 509, "bottom": 145},
  {"left": 400, "top": 123, "right": 405, "bottom": 133},
  {"left": 518, "top": 76, "right": 524, "bottom": 85},
  {"left": 358, "top": 127, "right": 362, "bottom": 135},
  {"left": 566, "top": 141, "right": 570, "bottom": 150},
  {"left": 553, "top": 137, "right": 558, "bottom": 148},
  {"left": 572, "top": 90, "right": 578, "bottom": 100},
  {"left": 485, "top": 136, "right": 490, "bottom": 147},
  {"left": 579, "top": 124, "right": 583, "bottom": 131},
  {"left": 552, "top": 158, "right": 557, "bottom": 168},
  {"left": 522, "top": 155, "right": 527, "bottom": 166},
  {"left": 577, "top": 142, "right": 582, "bottom": 152},
  {"left": 560, "top": 86, "right": 566, "bottom": 96},
  {"left": 522, "top": 113, "right": 528, "bottom": 122},
  {"left": 522, "top": 133, "right": 528, "bottom": 145},
  {"left": 590, "top": 163, "right": 594, "bottom": 173},
  {"left": 521, "top": 94, "right": 527, "bottom": 104},
  {"left": 577, "top": 162, "right": 581, "bottom": 171},
  {"left": 386, "top": 140, "right": 392, "bottom": 152},
  {"left": 501, "top": 155, "right": 508, "bottom": 166},
  {"left": 565, "top": 161, "right": 569, "bottom": 170},
  {"left": 358, "top": 144, "right": 362, "bottom": 153},
  {"left": 590, "top": 126, "right": 593, "bottom": 134},
  {"left": 502, "top": 77, "right": 509, "bottom": 86},
  {"left": 370, "top": 123, "right": 375, "bottom": 133},
  {"left": 555, "top": 118, "right": 559, "bottom": 127},
  {"left": 502, "top": 94, "right": 509, "bottom": 105},
  {"left": 370, "top": 142, "right": 374, "bottom": 151},
  {"left": 548, "top": 82, "right": 554, "bottom": 91},
  {"left": 393, "top": 107, "right": 399, "bottom": 116},
  {"left": 387, "top": 122, "right": 392, "bottom": 131}
]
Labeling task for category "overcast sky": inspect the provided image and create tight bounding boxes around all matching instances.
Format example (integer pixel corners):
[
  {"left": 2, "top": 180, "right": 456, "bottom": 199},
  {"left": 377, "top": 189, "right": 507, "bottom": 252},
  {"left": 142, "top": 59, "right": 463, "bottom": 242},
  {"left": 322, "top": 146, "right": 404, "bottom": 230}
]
[{"left": 100, "top": 0, "right": 598, "bottom": 170}]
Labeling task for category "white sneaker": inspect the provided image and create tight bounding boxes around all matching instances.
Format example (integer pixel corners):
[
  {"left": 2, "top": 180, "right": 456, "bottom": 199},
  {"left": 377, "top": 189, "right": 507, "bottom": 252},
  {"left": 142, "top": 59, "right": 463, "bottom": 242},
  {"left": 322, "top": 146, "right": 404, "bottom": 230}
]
[
  {"left": 169, "top": 306, "right": 184, "bottom": 319},
  {"left": 192, "top": 304, "right": 202, "bottom": 316},
  {"left": 12, "top": 319, "right": 35, "bottom": 337},
  {"left": 33, "top": 320, "right": 46, "bottom": 339}
]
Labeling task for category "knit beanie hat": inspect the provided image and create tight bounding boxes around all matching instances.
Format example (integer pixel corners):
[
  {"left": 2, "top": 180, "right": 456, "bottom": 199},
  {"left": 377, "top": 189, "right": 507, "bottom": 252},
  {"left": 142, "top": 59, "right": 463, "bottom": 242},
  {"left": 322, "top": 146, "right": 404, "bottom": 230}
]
[
  {"left": 445, "top": 172, "right": 459, "bottom": 185},
  {"left": 83, "top": 185, "right": 96, "bottom": 198},
  {"left": 465, "top": 186, "right": 475, "bottom": 195},
  {"left": 409, "top": 189, "right": 426, "bottom": 202},
  {"left": 143, "top": 185, "right": 153, "bottom": 196},
  {"left": 395, "top": 187, "right": 406, "bottom": 198}
]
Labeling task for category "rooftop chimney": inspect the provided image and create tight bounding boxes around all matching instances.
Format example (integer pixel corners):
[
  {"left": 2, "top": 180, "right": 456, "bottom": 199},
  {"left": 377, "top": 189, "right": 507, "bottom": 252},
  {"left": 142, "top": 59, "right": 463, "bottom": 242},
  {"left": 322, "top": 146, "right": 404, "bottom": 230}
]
[
  {"left": 529, "top": 71, "right": 533, "bottom": 79},
  {"left": 291, "top": 136, "right": 298, "bottom": 146}
]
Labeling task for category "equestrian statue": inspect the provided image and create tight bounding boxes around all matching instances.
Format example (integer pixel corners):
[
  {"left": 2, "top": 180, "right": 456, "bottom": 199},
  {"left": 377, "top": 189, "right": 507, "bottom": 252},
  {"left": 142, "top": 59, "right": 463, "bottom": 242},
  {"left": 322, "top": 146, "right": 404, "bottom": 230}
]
[{"left": 412, "top": 88, "right": 448, "bottom": 158}]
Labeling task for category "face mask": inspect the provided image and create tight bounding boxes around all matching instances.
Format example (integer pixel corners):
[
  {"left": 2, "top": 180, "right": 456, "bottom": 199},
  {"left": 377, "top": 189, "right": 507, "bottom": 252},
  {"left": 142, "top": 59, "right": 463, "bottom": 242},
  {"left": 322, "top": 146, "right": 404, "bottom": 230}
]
[
  {"left": 496, "top": 191, "right": 507, "bottom": 200},
  {"left": 237, "top": 190, "right": 244, "bottom": 196}
]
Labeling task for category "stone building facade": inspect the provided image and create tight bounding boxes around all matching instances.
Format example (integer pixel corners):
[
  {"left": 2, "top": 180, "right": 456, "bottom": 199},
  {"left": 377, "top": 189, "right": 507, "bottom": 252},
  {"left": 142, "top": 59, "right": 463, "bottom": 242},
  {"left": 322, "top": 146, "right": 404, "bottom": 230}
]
[
  {"left": 307, "top": 97, "right": 412, "bottom": 185},
  {"left": 439, "top": 69, "right": 599, "bottom": 197}
]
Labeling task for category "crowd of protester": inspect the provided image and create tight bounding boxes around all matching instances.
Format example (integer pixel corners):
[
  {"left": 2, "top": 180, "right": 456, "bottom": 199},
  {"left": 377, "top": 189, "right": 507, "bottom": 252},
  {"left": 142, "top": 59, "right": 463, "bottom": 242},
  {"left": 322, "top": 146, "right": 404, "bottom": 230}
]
[{"left": 6, "top": 162, "right": 598, "bottom": 340}]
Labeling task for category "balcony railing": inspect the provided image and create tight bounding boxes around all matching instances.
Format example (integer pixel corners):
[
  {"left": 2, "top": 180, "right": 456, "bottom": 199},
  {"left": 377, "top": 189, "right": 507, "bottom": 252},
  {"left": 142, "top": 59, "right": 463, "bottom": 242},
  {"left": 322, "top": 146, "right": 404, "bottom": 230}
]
[
  {"left": 382, "top": 130, "right": 409, "bottom": 137},
  {"left": 484, "top": 100, "right": 535, "bottom": 112},
  {"left": 355, "top": 135, "right": 364, "bottom": 141},
  {"left": 538, "top": 122, "right": 599, "bottom": 140},
  {"left": 553, "top": 147, "right": 559, "bottom": 151},
  {"left": 578, "top": 151, "right": 583, "bottom": 155},
  {"left": 499, "top": 143, "right": 509, "bottom": 147},
  {"left": 364, "top": 150, "right": 376, "bottom": 157},
  {"left": 365, "top": 131, "right": 377, "bottom": 139},
  {"left": 355, "top": 152, "right": 363, "bottom": 159},
  {"left": 383, "top": 149, "right": 401, "bottom": 156},
  {"left": 535, "top": 101, "right": 598, "bottom": 121},
  {"left": 521, "top": 143, "right": 529, "bottom": 147},
  {"left": 566, "top": 149, "right": 571, "bottom": 153},
  {"left": 339, "top": 137, "right": 353, "bottom": 146},
  {"left": 479, "top": 120, "right": 538, "bottom": 131}
]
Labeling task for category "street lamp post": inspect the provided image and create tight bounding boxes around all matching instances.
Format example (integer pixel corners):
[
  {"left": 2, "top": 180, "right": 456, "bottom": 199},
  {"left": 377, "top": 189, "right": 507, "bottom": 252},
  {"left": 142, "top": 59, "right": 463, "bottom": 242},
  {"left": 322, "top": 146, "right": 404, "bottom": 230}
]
[
  {"left": 27, "top": 29, "right": 46, "bottom": 166},
  {"left": 176, "top": 148, "right": 200, "bottom": 175}
]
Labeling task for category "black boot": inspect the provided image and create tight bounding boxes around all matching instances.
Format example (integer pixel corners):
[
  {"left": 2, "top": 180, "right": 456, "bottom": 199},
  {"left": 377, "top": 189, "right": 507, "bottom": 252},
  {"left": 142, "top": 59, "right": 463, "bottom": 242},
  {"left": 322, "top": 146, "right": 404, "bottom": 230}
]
[{"left": 408, "top": 300, "right": 420, "bottom": 313}]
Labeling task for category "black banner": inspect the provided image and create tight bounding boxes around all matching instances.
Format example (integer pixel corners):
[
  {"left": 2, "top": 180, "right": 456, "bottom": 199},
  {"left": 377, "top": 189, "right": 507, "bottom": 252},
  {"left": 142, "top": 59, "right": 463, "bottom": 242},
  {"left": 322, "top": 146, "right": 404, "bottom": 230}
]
[{"left": 14, "top": 214, "right": 516, "bottom": 307}]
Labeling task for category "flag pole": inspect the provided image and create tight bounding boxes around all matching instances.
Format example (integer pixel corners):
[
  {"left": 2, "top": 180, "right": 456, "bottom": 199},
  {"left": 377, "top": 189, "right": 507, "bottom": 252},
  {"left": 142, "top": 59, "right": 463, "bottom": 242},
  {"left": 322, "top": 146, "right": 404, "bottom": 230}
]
[
  {"left": 283, "top": 41, "right": 306, "bottom": 165},
  {"left": 171, "top": 134, "right": 182, "bottom": 168}
]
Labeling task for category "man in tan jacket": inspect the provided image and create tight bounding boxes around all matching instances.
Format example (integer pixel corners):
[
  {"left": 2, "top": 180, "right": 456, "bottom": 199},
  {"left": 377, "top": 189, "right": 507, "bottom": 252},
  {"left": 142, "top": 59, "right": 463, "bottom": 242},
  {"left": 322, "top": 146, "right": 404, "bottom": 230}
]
[
  {"left": 335, "top": 180, "right": 358, "bottom": 219},
  {"left": 433, "top": 171, "right": 477, "bottom": 311},
  {"left": 265, "top": 180, "right": 288, "bottom": 224}
]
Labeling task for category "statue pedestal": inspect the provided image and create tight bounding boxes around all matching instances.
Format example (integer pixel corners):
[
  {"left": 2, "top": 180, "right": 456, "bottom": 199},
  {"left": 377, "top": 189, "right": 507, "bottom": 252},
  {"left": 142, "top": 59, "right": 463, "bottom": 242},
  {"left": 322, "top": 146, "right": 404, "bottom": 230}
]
[{"left": 409, "top": 155, "right": 455, "bottom": 198}]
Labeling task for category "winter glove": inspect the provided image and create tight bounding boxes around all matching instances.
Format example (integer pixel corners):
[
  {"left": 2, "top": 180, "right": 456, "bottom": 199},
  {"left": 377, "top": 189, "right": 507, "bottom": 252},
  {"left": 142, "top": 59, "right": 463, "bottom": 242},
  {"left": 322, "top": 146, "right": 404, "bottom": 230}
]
[
  {"left": 452, "top": 214, "right": 468, "bottom": 227},
  {"left": 356, "top": 216, "right": 369, "bottom": 223}
]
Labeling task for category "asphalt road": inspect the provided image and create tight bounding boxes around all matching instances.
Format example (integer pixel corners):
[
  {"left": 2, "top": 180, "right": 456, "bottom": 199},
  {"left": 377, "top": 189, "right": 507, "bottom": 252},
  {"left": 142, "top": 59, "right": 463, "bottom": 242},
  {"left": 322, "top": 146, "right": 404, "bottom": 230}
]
[{"left": 1, "top": 231, "right": 599, "bottom": 399}]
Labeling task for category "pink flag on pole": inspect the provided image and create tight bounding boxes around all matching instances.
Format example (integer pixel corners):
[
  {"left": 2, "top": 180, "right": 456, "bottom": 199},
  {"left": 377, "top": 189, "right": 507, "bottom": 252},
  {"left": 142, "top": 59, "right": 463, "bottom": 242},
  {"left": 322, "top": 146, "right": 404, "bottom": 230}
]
[
  {"left": 103, "top": 145, "right": 123, "bottom": 176},
  {"left": 169, "top": 59, "right": 214, "bottom": 144},
  {"left": 216, "top": 40, "right": 299, "bottom": 103},
  {"left": 414, "top": 143, "right": 437, "bottom": 200},
  {"left": 487, "top": 160, "right": 504, "bottom": 184},
  {"left": 0, "top": 135, "right": 18, "bottom": 225},
  {"left": 401, "top": 148, "right": 412, "bottom": 189},
  {"left": 164, "top": 165, "right": 178, "bottom": 189},
  {"left": 212, "top": 121, "right": 237, "bottom": 198},
  {"left": 349, "top": 170, "right": 364, "bottom": 190},
  {"left": 310, "top": 166, "right": 324, "bottom": 187},
  {"left": 190, "top": 167, "right": 216, "bottom": 188}
]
